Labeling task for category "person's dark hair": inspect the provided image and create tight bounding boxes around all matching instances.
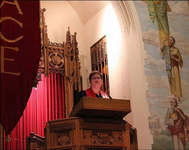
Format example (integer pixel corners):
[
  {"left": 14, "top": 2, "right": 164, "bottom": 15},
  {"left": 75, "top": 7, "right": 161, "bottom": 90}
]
[
  {"left": 170, "top": 36, "right": 176, "bottom": 44},
  {"left": 89, "top": 71, "right": 102, "bottom": 81}
]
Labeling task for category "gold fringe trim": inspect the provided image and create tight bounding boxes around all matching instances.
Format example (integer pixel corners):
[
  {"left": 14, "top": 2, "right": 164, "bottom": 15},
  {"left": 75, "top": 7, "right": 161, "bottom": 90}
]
[{"left": 5, "top": 135, "right": 11, "bottom": 142}]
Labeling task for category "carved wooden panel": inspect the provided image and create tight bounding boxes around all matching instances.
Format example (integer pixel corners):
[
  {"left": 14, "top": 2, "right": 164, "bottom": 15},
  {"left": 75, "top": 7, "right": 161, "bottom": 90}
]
[
  {"left": 57, "top": 131, "right": 70, "bottom": 146},
  {"left": 48, "top": 42, "right": 65, "bottom": 74},
  {"left": 47, "top": 130, "right": 74, "bottom": 149},
  {"left": 82, "top": 130, "right": 123, "bottom": 146},
  {"left": 38, "top": 9, "right": 80, "bottom": 78},
  {"left": 34, "top": 8, "right": 82, "bottom": 117},
  {"left": 44, "top": 117, "right": 138, "bottom": 150}
]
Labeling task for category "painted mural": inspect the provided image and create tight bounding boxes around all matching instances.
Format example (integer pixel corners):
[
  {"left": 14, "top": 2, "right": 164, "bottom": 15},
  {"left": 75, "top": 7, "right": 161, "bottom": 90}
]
[{"left": 134, "top": 1, "right": 189, "bottom": 149}]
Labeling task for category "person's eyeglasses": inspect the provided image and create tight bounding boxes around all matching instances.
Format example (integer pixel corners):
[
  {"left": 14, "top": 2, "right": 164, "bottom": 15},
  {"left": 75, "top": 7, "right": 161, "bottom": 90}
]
[{"left": 92, "top": 77, "right": 101, "bottom": 80}]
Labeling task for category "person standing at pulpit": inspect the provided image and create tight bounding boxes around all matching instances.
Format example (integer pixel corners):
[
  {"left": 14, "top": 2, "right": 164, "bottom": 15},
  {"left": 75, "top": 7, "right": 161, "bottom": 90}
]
[{"left": 74, "top": 71, "right": 112, "bottom": 106}]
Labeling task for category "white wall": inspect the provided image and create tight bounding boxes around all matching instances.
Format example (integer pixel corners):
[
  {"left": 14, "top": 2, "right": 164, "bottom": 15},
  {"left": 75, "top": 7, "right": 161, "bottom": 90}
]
[
  {"left": 85, "top": 1, "right": 153, "bottom": 149},
  {"left": 40, "top": 1, "right": 84, "bottom": 43},
  {"left": 40, "top": 1, "right": 95, "bottom": 90},
  {"left": 84, "top": 3, "right": 131, "bottom": 101},
  {"left": 40, "top": 2, "right": 131, "bottom": 100},
  {"left": 111, "top": 1, "right": 152, "bottom": 149}
]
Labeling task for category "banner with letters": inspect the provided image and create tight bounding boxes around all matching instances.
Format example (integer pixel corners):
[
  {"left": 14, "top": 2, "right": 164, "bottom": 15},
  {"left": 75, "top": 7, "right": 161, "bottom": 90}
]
[{"left": 0, "top": 0, "right": 41, "bottom": 134}]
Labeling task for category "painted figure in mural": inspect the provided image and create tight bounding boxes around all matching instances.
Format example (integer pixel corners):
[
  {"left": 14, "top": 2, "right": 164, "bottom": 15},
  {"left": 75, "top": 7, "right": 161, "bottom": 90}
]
[
  {"left": 144, "top": 0, "right": 184, "bottom": 101},
  {"left": 143, "top": 0, "right": 171, "bottom": 43},
  {"left": 161, "top": 36, "right": 183, "bottom": 101},
  {"left": 143, "top": 0, "right": 172, "bottom": 81},
  {"left": 165, "top": 98, "right": 189, "bottom": 150}
]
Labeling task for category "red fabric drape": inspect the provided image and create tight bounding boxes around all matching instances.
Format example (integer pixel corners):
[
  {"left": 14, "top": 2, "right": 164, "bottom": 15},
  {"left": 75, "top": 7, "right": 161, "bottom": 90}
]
[
  {"left": 0, "top": 1, "right": 41, "bottom": 134},
  {"left": 3, "top": 73, "right": 65, "bottom": 150}
]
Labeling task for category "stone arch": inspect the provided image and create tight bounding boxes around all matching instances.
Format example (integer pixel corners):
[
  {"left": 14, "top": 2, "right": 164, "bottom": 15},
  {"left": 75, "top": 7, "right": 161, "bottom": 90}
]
[{"left": 110, "top": 1, "right": 153, "bottom": 149}]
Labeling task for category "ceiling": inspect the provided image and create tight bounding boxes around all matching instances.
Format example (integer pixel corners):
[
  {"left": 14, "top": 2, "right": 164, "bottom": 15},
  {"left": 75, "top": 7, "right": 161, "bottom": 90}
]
[{"left": 68, "top": 1, "right": 110, "bottom": 24}]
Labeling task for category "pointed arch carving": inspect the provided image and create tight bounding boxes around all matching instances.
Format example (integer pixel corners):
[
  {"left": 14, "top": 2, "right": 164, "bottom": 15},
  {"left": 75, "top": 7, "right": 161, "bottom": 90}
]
[
  {"left": 37, "top": 8, "right": 82, "bottom": 117},
  {"left": 110, "top": 1, "right": 152, "bottom": 149}
]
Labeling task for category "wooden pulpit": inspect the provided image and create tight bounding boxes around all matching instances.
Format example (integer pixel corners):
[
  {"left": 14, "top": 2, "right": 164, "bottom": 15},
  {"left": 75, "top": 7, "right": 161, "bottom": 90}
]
[
  {"left": 44, "top": 97, "right": 138, "bottom": 150},
  {"left": 70, "top": 97, "right": 131, "bottom": 119}
]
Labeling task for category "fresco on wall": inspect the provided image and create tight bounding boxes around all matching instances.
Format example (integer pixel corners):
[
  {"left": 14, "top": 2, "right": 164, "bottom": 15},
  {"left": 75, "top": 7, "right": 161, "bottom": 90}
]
[{"left": 134, "top": 1, "right": 189, "bottom": 149}]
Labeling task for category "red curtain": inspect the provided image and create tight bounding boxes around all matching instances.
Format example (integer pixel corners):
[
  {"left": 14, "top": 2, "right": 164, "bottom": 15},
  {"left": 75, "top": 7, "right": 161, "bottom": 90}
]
[{"left": 3, "top": 73, "right": 65, "bottom": 150}]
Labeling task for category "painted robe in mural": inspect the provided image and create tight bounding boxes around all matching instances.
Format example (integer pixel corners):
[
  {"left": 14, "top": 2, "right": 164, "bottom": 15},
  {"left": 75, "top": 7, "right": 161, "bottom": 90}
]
[
  {"left": 170, "top": 48, "right": 183, "bottom": 97},
  {"left": 165, "top": 107, "right": 189, "bottom": 149},
  {"left": 144, "top": 0, "right": 171, "bottom": 43},
  {"left": 145, "top": 0, "right": 173, "bottom": 84}
]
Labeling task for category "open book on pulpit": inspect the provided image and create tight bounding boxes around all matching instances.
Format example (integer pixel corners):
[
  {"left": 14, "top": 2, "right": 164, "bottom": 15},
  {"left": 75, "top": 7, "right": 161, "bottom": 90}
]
[{"left": 69, "top": 97, "right": 131, "bottom": 119}]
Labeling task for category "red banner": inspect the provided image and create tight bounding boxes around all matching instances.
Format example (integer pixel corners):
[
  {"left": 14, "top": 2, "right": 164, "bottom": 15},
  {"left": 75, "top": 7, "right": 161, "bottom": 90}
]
[{"left": 0, "top": 0, "right": 41, "bottom": 134}]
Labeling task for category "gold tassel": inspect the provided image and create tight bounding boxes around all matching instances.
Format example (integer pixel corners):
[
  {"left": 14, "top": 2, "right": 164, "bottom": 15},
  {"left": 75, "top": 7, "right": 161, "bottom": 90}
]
[{"left": 5, "top": 135, "right": 11, "bottom": 142}]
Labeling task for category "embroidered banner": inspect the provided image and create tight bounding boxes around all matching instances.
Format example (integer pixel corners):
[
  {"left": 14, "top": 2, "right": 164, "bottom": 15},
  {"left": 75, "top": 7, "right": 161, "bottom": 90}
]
[{"left": 0, "top": 0, "right": 41, "bottom": 134}]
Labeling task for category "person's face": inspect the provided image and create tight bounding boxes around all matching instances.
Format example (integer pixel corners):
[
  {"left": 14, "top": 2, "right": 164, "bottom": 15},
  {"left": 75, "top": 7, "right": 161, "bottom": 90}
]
[
  {"left": 171, "top": 99, "right": 177, "bottom": 107},
  {"left": 89, "top": 73, "right": 103, "bottom": 89},
  {"left": 168, "top": 37, "right": 175, "bottom": 46}
]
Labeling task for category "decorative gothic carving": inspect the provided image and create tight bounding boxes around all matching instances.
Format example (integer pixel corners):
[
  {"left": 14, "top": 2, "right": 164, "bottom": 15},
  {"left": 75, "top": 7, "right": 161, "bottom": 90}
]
[
  {"left": 90, "top": 130, "right": 115, "bottom": 145},
  {"left": 48, "top": 42, "right": 64, "bottom": 74},
  {"left": 34, "top": 8, "right": 82, "bottom": 116},
  {"left": 57, "top": 131, "right": 70, "bottom": 146}
]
